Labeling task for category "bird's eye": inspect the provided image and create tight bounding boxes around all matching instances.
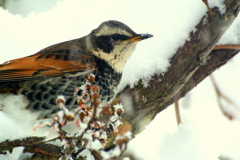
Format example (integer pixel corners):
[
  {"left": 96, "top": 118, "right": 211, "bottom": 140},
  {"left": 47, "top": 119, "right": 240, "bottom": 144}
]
[
  {"left": 111, "top": 34, "right": 128, "bottom": 41},
  {"left": 112, "top": 34, "right": 120, "bottom": 40}
]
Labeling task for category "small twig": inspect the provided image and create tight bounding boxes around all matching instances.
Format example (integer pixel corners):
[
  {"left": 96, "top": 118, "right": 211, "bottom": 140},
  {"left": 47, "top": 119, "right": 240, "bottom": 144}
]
[
  {"left": 0, "top": 137, "right": 61, "bottom": 157},
  {"left": 0, "top": 137, "right": 45, "bottom": 154},
  {"left": 23, "top": 143, "right": 61, "bottom": 157},
  {"left": 210, "top": 75, "right": 234, "bottom": 120},
  {"left": 202, "top": 0, "right": 213, "bottom": 14},
  {"left": 174, "top": 101, "right": 181, "bottom": 125},
  {"left": 213, "top": 44, "right": 240, "bottom": 50}
]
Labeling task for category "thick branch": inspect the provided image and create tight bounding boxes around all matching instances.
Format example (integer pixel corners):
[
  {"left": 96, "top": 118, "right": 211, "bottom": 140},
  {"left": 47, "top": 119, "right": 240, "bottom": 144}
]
[
  {"left": 0, "top": 137, "right": 61, "bottom": 158},
  {"left": 114, "top": 0, "right": 240, "bottom": 136}
]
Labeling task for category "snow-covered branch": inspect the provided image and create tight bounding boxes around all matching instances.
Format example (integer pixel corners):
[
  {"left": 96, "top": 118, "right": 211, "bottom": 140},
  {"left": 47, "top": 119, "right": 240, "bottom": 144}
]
[{"left": 110, "top": 0, "right": 240, "bottom": 144}]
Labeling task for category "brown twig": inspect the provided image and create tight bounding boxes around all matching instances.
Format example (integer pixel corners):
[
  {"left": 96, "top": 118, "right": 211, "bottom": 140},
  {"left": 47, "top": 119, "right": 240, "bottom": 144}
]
[
  {"left": 214, "top": 44, "right": 240, "bottom": 50},
  {"left": 174, "top": 101, "right": 181, "bottom": 126},
  {"left": 210, "top": 75, "right": 234, "bottom": 120},
  {"left": 202, "top": 0, "right": 213, "bottom": 14}
]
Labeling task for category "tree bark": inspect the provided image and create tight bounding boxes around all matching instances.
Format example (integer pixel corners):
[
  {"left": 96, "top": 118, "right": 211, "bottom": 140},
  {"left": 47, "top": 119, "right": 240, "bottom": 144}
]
[{"left": 114, "top": 0, "right": 240, "bottom": 136}]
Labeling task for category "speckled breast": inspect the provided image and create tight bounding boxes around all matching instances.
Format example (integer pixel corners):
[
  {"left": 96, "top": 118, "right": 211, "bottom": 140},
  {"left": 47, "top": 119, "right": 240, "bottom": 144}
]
[{"left": 22, "top": 59, "right": 121, "bottom": 119}]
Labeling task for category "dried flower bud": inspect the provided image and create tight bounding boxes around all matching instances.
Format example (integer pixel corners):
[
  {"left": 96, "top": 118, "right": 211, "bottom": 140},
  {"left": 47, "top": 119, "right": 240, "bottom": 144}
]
[
  {"left": 78, "top": 99, "right": 84, "bottom": 105},
  {"left": 86, "top": 107, "right": 92, "bottom": 112},
  {"left": 66, "top": 113, "right": 74, "bottom": 121},
  {"left": 87, "top": 74, "right": 95, "bottom": 83},
  {"left": 56, "top": 95, "right": 66, "bottom": 105},
  {"left": 79, "top": 112, "right": 86, "bottom": 120},
  {"left": 101, "top": 106, "right": 113, "bottom": 115},
  {"left": 91, "top": 85, "right": 100, "bottom": 92},
  {"left": 85, "top": 84, "right": 91, "bottom": 90},
  {"left": 117, "top": 108, "right": 123, "bottom": 116},
  {"left": 92, "top": 93, "right": 99, "bottom": 100}
]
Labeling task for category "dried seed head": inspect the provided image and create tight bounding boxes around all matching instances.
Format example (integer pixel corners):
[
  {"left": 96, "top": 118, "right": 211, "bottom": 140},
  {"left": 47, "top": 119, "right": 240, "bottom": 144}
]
[
  {"left": 56, "top": 95, "right": 66, "bottom": 105},
  {"left": 101, "top": 105, "right": 113, "bottom": 115},
  {"left": 78, "top": 99, "right": 84, "bottom": 105},
  {"left": 86, "top": 84, "right": 91, "bottom": 90},
  {"left": 92, "top": 93, "right": 99, "bottom": 100},
  {"left": 66, "top": 114, "right": 74, "bottom": 121},
  {"left": 91, "top": 85, "right": 100, "bottom": 92},
  {"left": 79, "top": 112, "right": 86, "bottom": 120},
  {"left": 86, "top": 107, "right": 92, "bottom": 112},
  {"left": 87, "top": 74, "right": 95, "bottom": 83},
  {"left": 117, "top": 108, "right": 124, "bottom": 116}
]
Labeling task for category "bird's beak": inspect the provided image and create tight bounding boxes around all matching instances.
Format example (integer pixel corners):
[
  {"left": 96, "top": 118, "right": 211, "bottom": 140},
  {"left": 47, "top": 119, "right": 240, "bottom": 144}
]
[{"left": 128, "top": 33, "right": 153, "bottom": 42}]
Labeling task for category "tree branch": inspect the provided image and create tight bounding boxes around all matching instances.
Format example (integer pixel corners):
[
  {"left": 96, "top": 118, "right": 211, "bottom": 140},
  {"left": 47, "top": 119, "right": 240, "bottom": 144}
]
[{"left": 113, "top": 0, "right": 240, "bottom": 137}]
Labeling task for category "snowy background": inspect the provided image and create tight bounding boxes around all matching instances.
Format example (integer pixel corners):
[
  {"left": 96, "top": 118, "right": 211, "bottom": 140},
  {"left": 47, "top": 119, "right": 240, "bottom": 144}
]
[{"left": 1, "top": 0, "right": 240, "bottom": 160}]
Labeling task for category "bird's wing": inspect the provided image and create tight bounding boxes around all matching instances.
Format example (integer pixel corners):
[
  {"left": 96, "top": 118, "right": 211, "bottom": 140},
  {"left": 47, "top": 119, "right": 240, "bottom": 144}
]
[{"left": 0, "top": 48, "right": 96, "bottom": 82}]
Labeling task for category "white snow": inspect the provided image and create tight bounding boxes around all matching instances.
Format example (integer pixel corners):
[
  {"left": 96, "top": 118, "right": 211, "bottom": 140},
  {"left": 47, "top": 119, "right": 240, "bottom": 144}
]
[
  {"left": 126, "top": 61, "right": 240, "bottom": 159},
  {"left": 0, "top": 147, "right": 25, "bottom": 160},
  {"left": 208, "top": 0, "right": 226, "bottom": 15},
  {"left": 0, "top": 0, "right": 240, "bottom": 159},
  {"left": 218, "top": 14, "right": 240, "bottom": 45},
  {"left": 91, "top": 139, "right": 103, "bottom": 150},
  {"left": 0, "top": 94, "right": 35, "bottom": 142}
]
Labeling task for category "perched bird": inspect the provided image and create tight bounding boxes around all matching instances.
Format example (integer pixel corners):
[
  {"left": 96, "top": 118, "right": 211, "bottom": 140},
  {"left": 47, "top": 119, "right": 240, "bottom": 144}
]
[{"left": 0, "top": 20, "right": 152, "bottom": 119}]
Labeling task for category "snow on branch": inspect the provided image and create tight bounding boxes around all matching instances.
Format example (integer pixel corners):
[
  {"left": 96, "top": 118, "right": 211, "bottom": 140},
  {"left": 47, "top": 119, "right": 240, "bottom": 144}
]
[{"left": 112, "top": 0, "right": 240, "bottom": 137}]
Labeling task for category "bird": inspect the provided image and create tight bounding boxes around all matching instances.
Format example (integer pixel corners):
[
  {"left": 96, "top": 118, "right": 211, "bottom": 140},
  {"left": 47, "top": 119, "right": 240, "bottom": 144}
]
[{"left": 0, "top": 20, "right": 153, "bottom": 119}]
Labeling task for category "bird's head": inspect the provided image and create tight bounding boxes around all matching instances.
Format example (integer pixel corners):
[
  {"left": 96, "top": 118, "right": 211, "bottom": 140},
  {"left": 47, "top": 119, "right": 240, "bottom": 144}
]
[{"left": 86, "top": 20, "right": 153, "bottom": 73}]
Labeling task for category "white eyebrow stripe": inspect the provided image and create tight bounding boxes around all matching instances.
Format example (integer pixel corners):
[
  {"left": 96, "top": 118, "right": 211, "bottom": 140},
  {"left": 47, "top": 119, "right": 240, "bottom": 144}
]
[{"left": 94, "top": 25, "right": 133, "bottom": 37}]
